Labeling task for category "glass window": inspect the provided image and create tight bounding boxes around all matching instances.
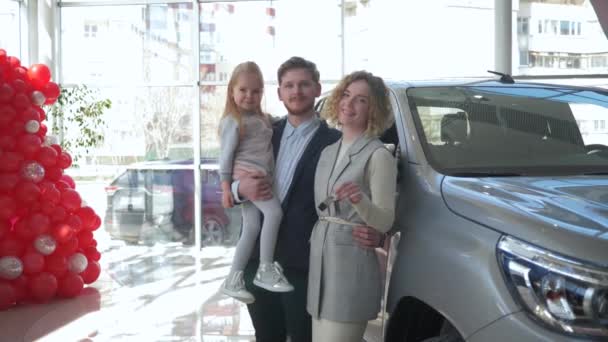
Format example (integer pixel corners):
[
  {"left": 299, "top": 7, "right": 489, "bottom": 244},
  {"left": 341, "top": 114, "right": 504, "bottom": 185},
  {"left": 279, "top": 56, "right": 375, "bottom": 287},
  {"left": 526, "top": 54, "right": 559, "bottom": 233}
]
[
  {"left": 407, "top": 85, "right": 608, "bottom": 176},
  {"left": 0, "top": 0, "right": 20, "bottom": 57},
  {"left": 517, "top": 3, "right": 608, "bottom": 76},
  {"left": 198, "top": 1, "right": 342, "bottom": 83},
  {"left": 61, "top": 4, "right": 194, "bottom": 84},
  {"left": 560, "top": 20, "right": 570, "bottom": 35}
]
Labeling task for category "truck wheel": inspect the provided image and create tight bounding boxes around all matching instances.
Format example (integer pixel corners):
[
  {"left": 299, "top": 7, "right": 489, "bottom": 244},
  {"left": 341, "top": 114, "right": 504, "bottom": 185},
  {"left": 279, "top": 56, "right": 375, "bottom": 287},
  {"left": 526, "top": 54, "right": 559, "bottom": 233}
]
[{"left": 202, "top": 218, "right": 225, "bottom": 246}]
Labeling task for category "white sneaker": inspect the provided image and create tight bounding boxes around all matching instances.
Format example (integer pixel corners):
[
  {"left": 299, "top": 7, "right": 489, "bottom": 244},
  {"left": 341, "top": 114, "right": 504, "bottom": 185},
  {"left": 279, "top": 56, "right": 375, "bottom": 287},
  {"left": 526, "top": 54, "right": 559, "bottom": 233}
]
[
  {"left": 253, "top": 262, "right": 294, "bottom": 292},
  {"left": 221, "top": 270, "right": 255, "bottom": 304}
]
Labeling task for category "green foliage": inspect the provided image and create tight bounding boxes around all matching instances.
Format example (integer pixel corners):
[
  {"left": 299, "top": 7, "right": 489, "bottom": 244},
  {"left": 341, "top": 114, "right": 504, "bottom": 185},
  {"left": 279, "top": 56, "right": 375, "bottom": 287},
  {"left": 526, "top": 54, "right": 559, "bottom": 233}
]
[{"left": 47, "top": 85, "right": 112, "bottom": 164}]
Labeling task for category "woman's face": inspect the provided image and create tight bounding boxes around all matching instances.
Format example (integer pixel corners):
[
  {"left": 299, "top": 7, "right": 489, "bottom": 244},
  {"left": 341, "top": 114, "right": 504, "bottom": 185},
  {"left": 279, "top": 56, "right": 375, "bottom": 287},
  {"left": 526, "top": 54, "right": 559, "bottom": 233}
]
[{"left": 338, "top": 79, "right": 370, "bottom": 132}]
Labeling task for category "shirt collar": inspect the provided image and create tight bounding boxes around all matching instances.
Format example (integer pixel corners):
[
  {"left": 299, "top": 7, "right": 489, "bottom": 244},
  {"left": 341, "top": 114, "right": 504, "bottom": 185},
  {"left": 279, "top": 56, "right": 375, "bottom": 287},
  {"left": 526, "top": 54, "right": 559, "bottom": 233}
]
[{"left": 285, "top": 115, "right": 320, "bottom": 138}]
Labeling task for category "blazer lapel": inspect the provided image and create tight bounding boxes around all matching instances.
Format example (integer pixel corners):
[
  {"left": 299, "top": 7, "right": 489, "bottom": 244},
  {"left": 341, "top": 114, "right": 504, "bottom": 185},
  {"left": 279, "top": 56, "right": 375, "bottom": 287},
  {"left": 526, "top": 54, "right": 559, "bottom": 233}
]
[
  {"left": 328, "top": 135, "right": 374, "bottom": 190},
  {"left": 281, "top": 121, "right": 331, "bottom": 210},
  {"left": 272, "top": 118, "right": 287, "bottom": 159}
]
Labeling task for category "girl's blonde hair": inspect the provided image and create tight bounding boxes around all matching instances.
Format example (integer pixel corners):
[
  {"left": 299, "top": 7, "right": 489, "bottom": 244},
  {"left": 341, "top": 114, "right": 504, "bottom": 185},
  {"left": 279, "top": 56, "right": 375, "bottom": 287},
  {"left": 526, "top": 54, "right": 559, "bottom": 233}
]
[
  {"left": 321, "top": 70, "right": 392, "bottom": 137},
  {"left": 221, "top": 61, "right": 268, "bottom": 136}
]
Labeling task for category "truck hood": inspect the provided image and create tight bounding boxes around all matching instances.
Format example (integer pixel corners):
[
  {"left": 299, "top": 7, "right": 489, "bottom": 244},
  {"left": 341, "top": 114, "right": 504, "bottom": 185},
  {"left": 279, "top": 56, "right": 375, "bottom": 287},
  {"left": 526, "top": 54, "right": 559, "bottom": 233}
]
[{"left": 442, "top": 176, "right": 608, "bottom": 265}]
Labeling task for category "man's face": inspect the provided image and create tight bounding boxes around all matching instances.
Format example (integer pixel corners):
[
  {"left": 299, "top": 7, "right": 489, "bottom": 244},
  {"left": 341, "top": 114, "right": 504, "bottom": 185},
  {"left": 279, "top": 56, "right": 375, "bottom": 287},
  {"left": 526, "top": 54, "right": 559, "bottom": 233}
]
[{"left": 277, "top": 68, "right": 321, "bottom": 116}]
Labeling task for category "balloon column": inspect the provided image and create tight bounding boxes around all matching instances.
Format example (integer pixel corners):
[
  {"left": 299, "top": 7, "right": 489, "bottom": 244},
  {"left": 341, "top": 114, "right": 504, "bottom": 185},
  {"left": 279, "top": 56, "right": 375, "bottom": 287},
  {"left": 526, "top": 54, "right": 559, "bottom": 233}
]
[{"left": 0, "top": 49, "right": 102, "bottom": 310}]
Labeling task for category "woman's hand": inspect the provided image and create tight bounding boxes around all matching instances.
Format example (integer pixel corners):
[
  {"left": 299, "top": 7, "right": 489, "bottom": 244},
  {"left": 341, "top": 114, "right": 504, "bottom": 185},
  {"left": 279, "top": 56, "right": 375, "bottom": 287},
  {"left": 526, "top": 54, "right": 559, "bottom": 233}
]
[
  {"left": 334, "top": 181, "right": 363, "bottom": 204},
  {"left": 222, "top": 191, "right": 234, "bottom": 208}
]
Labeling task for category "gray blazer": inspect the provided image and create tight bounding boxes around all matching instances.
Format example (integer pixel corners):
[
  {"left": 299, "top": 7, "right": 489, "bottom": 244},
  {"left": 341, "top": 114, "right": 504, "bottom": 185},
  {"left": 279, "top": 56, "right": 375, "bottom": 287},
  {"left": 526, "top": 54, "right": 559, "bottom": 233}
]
[{"left": 307, "top": 135, "right": 395, "bottom": 322}]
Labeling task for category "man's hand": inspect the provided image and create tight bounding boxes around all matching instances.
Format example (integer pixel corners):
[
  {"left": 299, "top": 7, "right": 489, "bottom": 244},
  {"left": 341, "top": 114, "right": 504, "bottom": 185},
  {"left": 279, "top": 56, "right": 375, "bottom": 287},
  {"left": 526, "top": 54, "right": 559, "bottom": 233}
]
[
  {"left": 238, "top": 171, "right": 273, "bottom": 201},
  {"left": 352, "top": 225, "right": 383, "bottom": 249}
]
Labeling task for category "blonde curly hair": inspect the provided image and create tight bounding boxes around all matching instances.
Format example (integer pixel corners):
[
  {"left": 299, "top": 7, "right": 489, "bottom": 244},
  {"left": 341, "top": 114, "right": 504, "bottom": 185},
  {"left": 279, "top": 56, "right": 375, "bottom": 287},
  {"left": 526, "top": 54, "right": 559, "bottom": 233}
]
[{"left": 321, "top": 70, "right": 392, "bottom": 137}]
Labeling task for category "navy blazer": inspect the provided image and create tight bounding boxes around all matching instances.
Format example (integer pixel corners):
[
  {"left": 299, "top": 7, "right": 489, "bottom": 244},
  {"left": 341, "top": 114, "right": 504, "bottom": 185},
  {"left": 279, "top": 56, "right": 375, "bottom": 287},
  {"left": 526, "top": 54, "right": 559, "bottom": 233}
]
[{"left": 248, "top": 117, "right": 340, "bottom": 271}]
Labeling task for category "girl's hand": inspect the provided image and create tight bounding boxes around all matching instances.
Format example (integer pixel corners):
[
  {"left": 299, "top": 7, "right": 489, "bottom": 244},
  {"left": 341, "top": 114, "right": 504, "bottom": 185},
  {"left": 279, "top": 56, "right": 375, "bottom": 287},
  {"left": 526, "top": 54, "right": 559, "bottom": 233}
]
[
  {"left": 222, "top": 191, "right": 234, "bottom": 209},
  {"left": 334, "top": 181, "right": 363, "bottom": 204}
]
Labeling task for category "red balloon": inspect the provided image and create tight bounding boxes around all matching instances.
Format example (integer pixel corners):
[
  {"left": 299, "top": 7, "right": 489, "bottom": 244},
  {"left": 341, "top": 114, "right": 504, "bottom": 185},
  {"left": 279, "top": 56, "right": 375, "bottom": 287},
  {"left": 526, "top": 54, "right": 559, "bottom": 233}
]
[
  {"left": 66, "top": 214, "right": 82, "bottom": 233},
  {"left": 57, "top": 152, "right": 72, "bottom": 169},
  {"left": 50, "top": 144, "right": 62, "bottom": 155},
  {"left": 45, "top": 166, "right": 62, "bottom": 182},
  {"left": 16, "top": 134, "right": 42, "bottom": 159},
  {"left": 0, "top": 83, "right": 15, "bottom": 103},
  {"left": 37, "top": 145, "right": 58, "bottom": 167},
  {"left": 52, "top": 223, "right": 74, "bottom": 244},
  {"left": 40, "top": 182, "right": 60, "bottom": 204},
  {"left": 57, "top": 273, "right": 83, "bottom": 298},
  {"left": 37, "top": 123, "right": 48, "bottom": 137},
  {"left": 33, "top": 106, "right": 45, "bottom": 121},
  {"left": 27, "top": 64, "right": 51, "bottom": 89},
  {"left": 84, "top": 246, "right": 100, "bottom": 262},
  {"left": 0, "top": 104, "right": 17, "bottom": 127},
  {"left": 28, "top": 212, "right": 51, "bottom": 236},
  {"left": 20, "top": 107, "right": 40, "bottom": 122},
  {"left": 0, "top": 220, "right": 9, "bottom": 240},
  {"left": 0, "top": 135, "right": 17, "bottom": 150},
  {"left": 11, "top": 78, "right": 28, "bottom": 93},
  {"left": 56, "top": 236, "right": 78, "bottom": 256},
  {"left": 22, "top": 251, "right": 45, "bottom": 274},
  {"left": 77, "top": 230, "right": 94, "bottom": 248},
  {"left": 28, "top": 272, "right": 57, "bottom": 302},
  {"left": 40, "top": 201, "right": 56, "bottom": 216},
  {"left": 60, "top": 189, "right": 81, "bottom": 212},
  {"left": 0, "top": 195, "right": 16, "bottom": 219},
  {"left": 90, "top": 215, "right": 101, "bottom": 231},
  {"left": 80, "top": 260, "right": 100, "bottom": 284},
  {"left": 60, "top": 175, "right": 75, "bottom": 189},
  {"left": 50, "top": 205, "right": 67, "bottom": 223},
  {"left": 0, "top": 236, "right": 25, "bottom": 257},
  {"left": 44, "top": 254, "right": 67, "bottom": 278},
  {"left": 55, "top": 180, "right": 71, "bottom": 192},
  {"left": 7, "top": 57, "right": 19, "bottom": 69},
  {"left": 0, "top": 152, "right": 24, "bottom": 172},
  {"left": 14, "top": 219, "right": 34, "bottom": 241},
  {"left": 42, "top": 82, "right": 60, "bottom": 101},
  {"left": 12, "top": 92, "right": 30, "bottom": 110},
  {"left": 0, "top": 281, "right": 17, "bottom": 310},
  {"left": 11, "top": 275, "right": 29, "bottom": 303},
  {"left": 15, "top": 181, "right": 41, "bottom": 204},
  {"left": 76, "top": 207, "right": 96, "bottom": 230}
]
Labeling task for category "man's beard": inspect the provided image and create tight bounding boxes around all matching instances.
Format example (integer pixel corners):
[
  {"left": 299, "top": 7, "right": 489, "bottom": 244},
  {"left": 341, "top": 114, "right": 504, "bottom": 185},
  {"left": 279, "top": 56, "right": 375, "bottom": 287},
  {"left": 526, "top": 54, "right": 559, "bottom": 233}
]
[{"left": 284, "top": 101, "right": 315, "bottom": 116}]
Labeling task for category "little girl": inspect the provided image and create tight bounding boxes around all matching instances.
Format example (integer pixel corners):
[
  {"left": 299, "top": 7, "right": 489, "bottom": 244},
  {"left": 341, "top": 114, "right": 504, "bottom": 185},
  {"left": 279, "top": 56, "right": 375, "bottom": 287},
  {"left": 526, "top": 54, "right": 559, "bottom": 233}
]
[{"left": 218, "top": 61, "right": 293, "bottom": 304}]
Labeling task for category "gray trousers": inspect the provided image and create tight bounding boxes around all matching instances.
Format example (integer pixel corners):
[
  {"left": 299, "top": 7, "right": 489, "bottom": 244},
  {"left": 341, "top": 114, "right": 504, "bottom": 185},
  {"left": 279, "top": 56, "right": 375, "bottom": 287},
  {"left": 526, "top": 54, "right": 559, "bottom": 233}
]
[{"left": 230, "top": 196, "right": 283, "bottom": 272}]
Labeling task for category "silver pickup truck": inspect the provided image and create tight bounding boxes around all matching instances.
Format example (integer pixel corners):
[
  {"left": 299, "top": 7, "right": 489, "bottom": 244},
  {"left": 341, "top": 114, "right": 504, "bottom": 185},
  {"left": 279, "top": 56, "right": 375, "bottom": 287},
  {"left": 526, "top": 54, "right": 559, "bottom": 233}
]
[{"left": 364, "top": 77, "right": 608, "bottom": 341}]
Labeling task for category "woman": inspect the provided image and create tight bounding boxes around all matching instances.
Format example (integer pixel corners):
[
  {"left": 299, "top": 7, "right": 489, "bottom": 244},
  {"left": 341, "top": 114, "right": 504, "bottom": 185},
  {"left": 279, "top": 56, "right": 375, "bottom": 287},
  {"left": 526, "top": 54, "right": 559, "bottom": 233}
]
[{"left": 307, "top": 70, "right": 397, "bottom": 341}]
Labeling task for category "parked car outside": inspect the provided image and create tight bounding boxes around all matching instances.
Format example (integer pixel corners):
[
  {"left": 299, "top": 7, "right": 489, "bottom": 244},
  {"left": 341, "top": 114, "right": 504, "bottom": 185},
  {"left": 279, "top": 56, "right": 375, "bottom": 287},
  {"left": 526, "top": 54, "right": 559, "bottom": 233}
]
[
  {"left": 103, "top": 159, "right": 239, "bottom": 246},
  {"left": 315, "top": 77, "right": 608, "bottom": 342}
]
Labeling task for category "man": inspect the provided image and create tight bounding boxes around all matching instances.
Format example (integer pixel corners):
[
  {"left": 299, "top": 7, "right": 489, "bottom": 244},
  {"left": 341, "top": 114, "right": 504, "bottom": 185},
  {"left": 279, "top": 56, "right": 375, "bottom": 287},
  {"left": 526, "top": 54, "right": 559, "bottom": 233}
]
[{"left": 233, "top": 56, "right": 383, "bottom": 342}]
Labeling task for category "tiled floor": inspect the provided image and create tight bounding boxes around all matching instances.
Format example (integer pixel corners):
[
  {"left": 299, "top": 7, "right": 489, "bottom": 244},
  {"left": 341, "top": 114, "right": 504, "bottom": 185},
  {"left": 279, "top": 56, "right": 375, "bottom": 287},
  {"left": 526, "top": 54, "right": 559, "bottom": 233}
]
[{"left": 0, "top": 238, "right": 256, "bottom": 342}]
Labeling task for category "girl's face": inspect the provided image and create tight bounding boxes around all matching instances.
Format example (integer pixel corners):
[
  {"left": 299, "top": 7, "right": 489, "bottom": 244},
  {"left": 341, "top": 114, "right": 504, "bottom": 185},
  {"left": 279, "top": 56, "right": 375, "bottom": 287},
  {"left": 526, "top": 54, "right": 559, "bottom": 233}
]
[
  {"left": 232, "top": 72, "right": 263, "bottom": 113},
  {"left": 338, "top": 79, "right": 370, "bottom": 132}
]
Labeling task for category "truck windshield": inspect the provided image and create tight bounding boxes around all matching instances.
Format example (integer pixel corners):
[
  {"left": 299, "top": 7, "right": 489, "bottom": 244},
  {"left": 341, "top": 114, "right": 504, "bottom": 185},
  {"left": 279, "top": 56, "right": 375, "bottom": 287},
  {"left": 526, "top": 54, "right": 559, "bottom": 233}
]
[{"left": 406, "top": 85, "right": 608, "bottom": 176}]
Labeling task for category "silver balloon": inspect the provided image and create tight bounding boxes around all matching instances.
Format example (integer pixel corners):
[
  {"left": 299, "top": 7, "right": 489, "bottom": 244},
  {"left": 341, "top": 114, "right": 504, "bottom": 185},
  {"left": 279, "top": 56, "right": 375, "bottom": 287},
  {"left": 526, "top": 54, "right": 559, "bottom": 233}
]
[
  {"left": 0, "top": 256, "right": 23, "bottom": 280},
  {"left": 21, "top": 160, "right": 45, "bottom": 183},
  {"left": 34, "top": 234, "right": 57, "bottom": 255},
  {"left": 31, "top": 90, "right": 46, "bottom": 106},
  {"left": 25, "top": 120, "right": 40, "bottom": 134},
  {"left": 68, "top": 253, "right": 88, "bottom": 274},
  {"left": 43, "top": 135, "right": 59, "bottom": 146}
]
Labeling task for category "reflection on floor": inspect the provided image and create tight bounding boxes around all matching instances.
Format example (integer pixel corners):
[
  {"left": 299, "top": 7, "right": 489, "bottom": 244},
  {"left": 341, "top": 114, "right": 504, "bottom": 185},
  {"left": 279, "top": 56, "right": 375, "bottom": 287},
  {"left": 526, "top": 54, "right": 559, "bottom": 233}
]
[{"left": 0, "top": 238, "right": 255, "bottom": 342}]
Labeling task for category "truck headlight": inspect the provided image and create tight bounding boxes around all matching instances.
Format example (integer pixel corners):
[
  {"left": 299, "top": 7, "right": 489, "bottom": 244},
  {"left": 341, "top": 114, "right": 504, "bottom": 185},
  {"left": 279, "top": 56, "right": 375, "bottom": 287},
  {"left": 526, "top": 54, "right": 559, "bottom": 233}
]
[{"left": 497, "top": 236, "right": 608, "bottom": 338}]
